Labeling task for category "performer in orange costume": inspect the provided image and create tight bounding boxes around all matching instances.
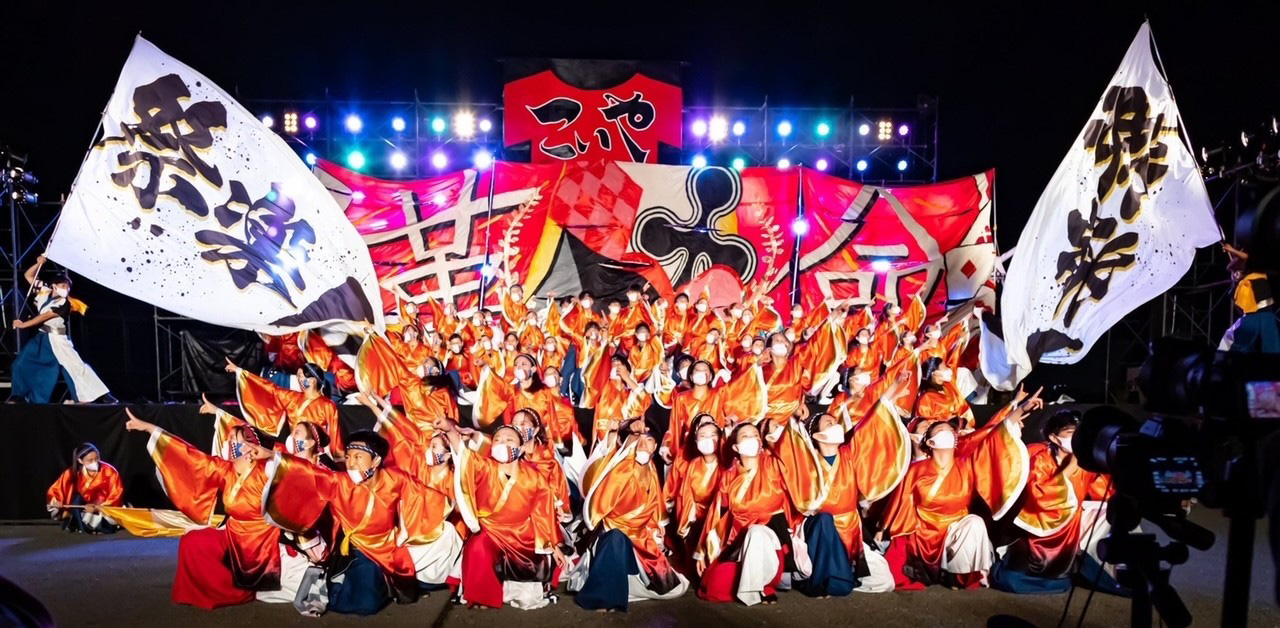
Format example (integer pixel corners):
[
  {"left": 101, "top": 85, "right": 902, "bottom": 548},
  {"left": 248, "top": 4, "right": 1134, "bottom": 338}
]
[
  {"left": 877, "top": 387, "right": 1039, "bottom": 590},
  {"left": 45, "top": 442, "right": 124, "bottom": 534}
]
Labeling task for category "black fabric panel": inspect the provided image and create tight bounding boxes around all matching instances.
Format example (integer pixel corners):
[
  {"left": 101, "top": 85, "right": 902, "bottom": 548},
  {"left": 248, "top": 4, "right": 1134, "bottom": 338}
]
[
  {"left": 0, "top": 404, "right": 377, "bottom": 520},
  {"left": 503, "top": 58, "right": 682, "bottom": 89}
]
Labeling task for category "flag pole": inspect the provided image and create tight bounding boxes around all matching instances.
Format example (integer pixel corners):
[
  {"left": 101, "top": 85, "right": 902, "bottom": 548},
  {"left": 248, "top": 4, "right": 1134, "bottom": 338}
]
[{"left": 1145, "top": 20, "right": 1226, "bottom": 244}]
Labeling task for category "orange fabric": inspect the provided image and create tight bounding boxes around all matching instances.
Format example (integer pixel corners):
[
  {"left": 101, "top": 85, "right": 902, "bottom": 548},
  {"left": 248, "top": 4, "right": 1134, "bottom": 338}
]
[
  {"left": 237, "top": 370, "right": 343, "bottom": 456},
  {"left": 699, "top": 453, "right": 793, "bottom": 564},
  {"left": 474, "top": 367, "right": 568, "bottom": 430},
  {"left": 455, "top": 450, "right": 560, "bottom": 558},
  {"left": 1016, "top": 444, "right": 1111, "bottom": 535},
  {"left": 150, "top": 431, "right": 281, "bottom": 584},
  {"left": 583, "top": 451, "right": 676, "bottom": 581},
  {"left": 299, "top": 329, "right": 356, "bottom": 392},
  {"left": 47, "top": 463, "right": 124, "bottom": 509},
  {"left": 914, "top": 384, "right": 974, "bottom": 427},
  {"left": 880, "top": 409, "right": 1027, "bottom": 572},
  {"left": 666, "top": 455, "right": 724, "bottom": 539}
]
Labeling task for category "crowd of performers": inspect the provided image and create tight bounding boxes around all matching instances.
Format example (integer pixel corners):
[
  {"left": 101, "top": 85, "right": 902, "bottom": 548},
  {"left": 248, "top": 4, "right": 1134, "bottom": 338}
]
[{"left": 47, "top": 277, "right": 1120, "bottom": 615}]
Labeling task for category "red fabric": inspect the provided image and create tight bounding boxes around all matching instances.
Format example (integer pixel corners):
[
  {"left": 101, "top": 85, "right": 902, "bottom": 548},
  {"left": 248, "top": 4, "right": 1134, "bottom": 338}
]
[
  {"left": 884, "top": 537, "right": 983, "bottom": 590},
  {"left": 460, "top": 530, "right": 505, "bottom": 609},
  {"left": 172, "top": 528, "right": 255, "bottom": 610},
  {"left": 503, "top": 69, "right": 681, "bottom": 163},
  {"left": 695, "top": 550, "right": 784, "bottom": 603}
]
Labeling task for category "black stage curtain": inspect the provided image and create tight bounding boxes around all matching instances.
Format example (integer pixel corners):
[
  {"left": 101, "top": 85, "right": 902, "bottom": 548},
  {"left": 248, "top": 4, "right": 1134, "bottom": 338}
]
[{"left": 0, "top": 404, "right": 374, "bottom": 520}]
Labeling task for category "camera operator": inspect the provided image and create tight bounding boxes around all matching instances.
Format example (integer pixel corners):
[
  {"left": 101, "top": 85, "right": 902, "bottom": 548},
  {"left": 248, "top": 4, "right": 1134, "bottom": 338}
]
[{"left": 1219, "top": 246, "right": 1279, "bottom": 353}]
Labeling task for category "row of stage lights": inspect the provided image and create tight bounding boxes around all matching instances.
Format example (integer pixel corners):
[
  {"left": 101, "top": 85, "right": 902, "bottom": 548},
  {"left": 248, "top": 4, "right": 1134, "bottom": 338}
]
[
  {"left": 688, "top": 115, "right": 911, "bottom": 142},
  {"left": 260, "top": 110, "right": 494, "bottom": 139},
  {"left": 691, "top": 154, "right": 909, "bottom": 173},
  {"left": 307, "top": 146, "right": 909, "bottom": 175},
  {"left": 298, "top": 145, "right": 909, "bottom": 175}
]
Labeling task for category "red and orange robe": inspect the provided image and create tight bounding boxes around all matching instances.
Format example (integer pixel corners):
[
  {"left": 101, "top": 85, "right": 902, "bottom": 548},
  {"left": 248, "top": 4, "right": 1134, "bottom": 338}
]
[
  {"left": 502, "top": 290, "right": 531, "bottom": 329},
  {"left": 580, "top": 443, "right": 685, "bottom": 596},
  {"left": 663, "top": 306, "right": 691, "bottom": 349},
  {"left": 237, "top": 369, "right": 343, "bottom": 457},
  {"left": 771, "top": 401, "right": 911, "bottom": 561},
  {"left": 357, "top": 333, "right": 458, "bottom": 431},
  {"left": 386, "top": 331, "right": 433, "bottom": 375},
  {"left": 298, "top": 329, "right": 356, "bottom": 393},
  {"left": 263, "top": 332, "right": 306, "bottom": 372},
  {"left": 452, "top": 447, "right": 561, "bottom": 608},
  {"left": 262, "top": 456, "right": 453, "bottom": 597},
  {"left": 661, "top": 372, "right": 765, "bottom": 462},
  {"left": 664, "top": 453, "right": 724, "bottom": 565},
  {"left": 913, "top": 383, "right": 975, "bottom": 428},
  {"left": 879, "top": 407, "right": 1029, "bottom": 585},
  {"left": 473, "top": 366, "right": 568, "bottom": 430},
  {"left": 46, "top": 463, "right": 124, "bottom": 513},
  {"left": 146, "top": 430, "right": 282, "bottom": 607},
  {"left": 1007, "top": 444, "right": 1113, "bottom": 578},
  {"left": 696, "top": 451, "right": 795, "bottom": 595}
]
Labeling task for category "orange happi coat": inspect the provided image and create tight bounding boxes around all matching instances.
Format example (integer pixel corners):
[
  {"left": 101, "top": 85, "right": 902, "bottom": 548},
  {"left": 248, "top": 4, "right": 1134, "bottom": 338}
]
[{"left": 237, "top": 370, "right": 343, "bottom": 457}]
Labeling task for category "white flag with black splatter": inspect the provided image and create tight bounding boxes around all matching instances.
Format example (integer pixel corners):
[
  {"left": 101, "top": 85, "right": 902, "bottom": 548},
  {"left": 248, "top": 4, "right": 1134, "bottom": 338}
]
[
  {"left": 999, "top": 22, "right": 1218, "bottom": 370},
  {"left": 48, "top": 36, "right": 383, "bottom": 333}
]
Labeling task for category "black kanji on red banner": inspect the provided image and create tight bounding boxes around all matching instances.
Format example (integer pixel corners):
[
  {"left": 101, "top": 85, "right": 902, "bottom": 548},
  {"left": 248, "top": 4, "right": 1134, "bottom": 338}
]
[{"left": 503, "top": 59, "right": 682, "bottom": 164}]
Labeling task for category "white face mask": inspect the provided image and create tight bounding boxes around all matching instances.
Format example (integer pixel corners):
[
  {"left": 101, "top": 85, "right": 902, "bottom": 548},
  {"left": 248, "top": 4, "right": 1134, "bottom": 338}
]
[
  {"left": 83, "top": 461, "right": 100, "bottom": 473},
  {"left": 691, "top": 371, "right": 710, "bottom": 386},
  {"left": 890, "top": 306, "right": 902, "bottom": 317},
  {"left": 784, "top": 330, "right": 797, "bottom": 342},
  {"left": 853, "top": 373, "right": 872, "bottom": 388},
  {"left": 791, "top": 309, "right": 803, "bottom": 319},
  {"left": 937, "top": 368, "right": 953, "bottom": 383},
  {"left": 771, "top": 343, "right": 788, "bottom": 357},
  {"left": 544, "top": 375, "right": 558, "bottom": 388},
  {"left": 677, "top": 301, "right": 688, "bottom": 310},
  {"left": 903, "top": 334, "right": 917, "bottom": 345},
  {"left": 609, "top": 305, "right": 621, "bottom": 315},
  {"left": 927, "top": 328, "right": 942, "bottom": 340},
  {"left": 813, "top": 424, "right": 845, "bottom": 444},
  {"left": 927, "top": 431, "right": 957, "bottom": 450},
  {"left": 706, "top": 334, "right": 718, "bottom": 345},
  {"left": 425, "top": 450, "right": 449, "bottom": 466},
  {"left": 450, "top": 345, "right": 463, "bottom": 354},
  {"left": 736, "top": 437, "right": 761, "bottom": 458},
  {"left": 730, "top": 308, "right": 742, "bottom": 318},
  {"left": 490, "top": 444, "right": 518, "bottom": 463},
  {"left": 742, "top": 313, "right": 753, "bottom": 324},
  {"left": 634, "top": 450, "right": 651, "bottom": 465},
  {"left": 482, "top": 339, "right": 493, "bottom": 351},
  {"left": 1056, "top": 436, "right": 1074, "bottom": 454},
  {"left": 696, "top": 437, "right": 718, "bottom": 455},
  {"left": 346, "top": 469, "right": 368, "bottom": 484},
  {"left": 545, "top": 344, "right": 557, "bottom": 353},
  {"left": 856, "top": 335, "right": 870, "bottom": 345},
  {"left": 696, "top": 303, "right": 708, "bottom": 313},
  {"left": 752, "top": 347, "right": 764, "bottom": 356},
  {"left": 609, "top": 367, "right": 620, "bottom": 380},
  {"left": 636, "top": 333, "right": 649, "bottom": 343},
  {"left": 627, "top": 293, "right": 639, "bottom": 303},
  {"left": 514, "top": 368, "right": 529, "bottom": 382},
  {"left": 54, "top": 287, "right": 69, "bottom": 298}
]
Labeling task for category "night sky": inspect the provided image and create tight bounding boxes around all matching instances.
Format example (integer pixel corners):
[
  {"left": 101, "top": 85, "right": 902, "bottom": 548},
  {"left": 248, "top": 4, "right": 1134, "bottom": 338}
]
[{"left": 3, "top": 1, "right": 1277, "bottom": 399}]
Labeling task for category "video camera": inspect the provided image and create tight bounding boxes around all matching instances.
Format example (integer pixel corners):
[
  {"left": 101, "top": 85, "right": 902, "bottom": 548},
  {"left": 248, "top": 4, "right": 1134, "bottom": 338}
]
[{"left": 1070, "top": 183, "right": 1280, "bottom": 627}]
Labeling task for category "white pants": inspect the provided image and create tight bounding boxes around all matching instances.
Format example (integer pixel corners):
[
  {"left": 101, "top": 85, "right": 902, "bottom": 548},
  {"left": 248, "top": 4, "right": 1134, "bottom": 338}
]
[
  {"left": 941, "top": 514, "right": 993, "bottom": 575},
  {"left": 407, "top": 525, "right": 464, "bottom": 585},
  {"left": 48, "top": 333, "right": 109, "bottom": 401},
  {"left": 855, "top": 542, "right": 895, "bottom": 593},
  {"left": 736, "top": 524, "right": 783, "bottom": 606},
  {"left": 256, "top": 545, "right": 327, "bottom": 614}
]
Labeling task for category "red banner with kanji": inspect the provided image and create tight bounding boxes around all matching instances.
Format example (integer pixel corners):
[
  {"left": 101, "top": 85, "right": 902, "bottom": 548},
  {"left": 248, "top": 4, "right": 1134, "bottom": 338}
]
[
  {"left": 315, "top": 159, "right": 995, "bottom": 326},
  {"left": 503, "top": 59, "right": 682, "bottom": 164}
]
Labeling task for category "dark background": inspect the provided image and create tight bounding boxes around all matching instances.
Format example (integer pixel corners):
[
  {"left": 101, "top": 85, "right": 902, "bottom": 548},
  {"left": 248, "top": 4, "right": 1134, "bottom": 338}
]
[{"left": 2, "top": 0, "right": 1276, "bottom": 401}]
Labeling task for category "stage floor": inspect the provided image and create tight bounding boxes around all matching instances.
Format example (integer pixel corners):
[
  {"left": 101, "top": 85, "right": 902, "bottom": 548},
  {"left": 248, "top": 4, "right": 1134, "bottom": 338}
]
[{"left": 1, "top": 509, "right": 1275, "bottom": 627}]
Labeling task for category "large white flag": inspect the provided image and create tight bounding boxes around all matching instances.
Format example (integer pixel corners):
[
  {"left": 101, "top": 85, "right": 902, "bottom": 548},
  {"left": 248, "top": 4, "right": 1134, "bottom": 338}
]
[
  {"left": 48, "top": 37, "right": 382, "bottom": 334},
  {"left": 1000, "top": 23, "right": 1218, "bottom": 370}
]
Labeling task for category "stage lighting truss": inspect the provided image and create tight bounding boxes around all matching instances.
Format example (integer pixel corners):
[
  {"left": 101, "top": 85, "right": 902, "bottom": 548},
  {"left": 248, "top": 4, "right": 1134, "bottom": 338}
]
[
  {"left": 0, "top": 148, "right": 37, "bottom": 206},
  {"left": 680, "top": 97, "right": 938, "bottom": 183},
  {"left": 243, "top": 96, "right": 935, "bottom": 182},
  {"left": 246, "top": 98, "right": 502, "bottom": 178},
  {"left": 1202, "top": 115, "right": 1280, "bottom": 184}
]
